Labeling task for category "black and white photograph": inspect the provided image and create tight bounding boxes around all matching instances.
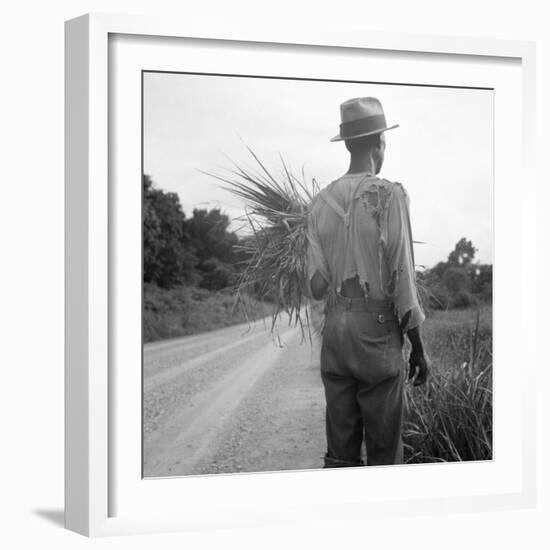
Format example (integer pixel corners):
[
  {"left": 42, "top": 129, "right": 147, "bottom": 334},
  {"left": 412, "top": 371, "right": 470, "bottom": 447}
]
[
  {"left": 142, "top": 71, "right": 493, "bottom": 478},
  {"left": 4, "top": 0, "right": 547, "bottom": 543}
]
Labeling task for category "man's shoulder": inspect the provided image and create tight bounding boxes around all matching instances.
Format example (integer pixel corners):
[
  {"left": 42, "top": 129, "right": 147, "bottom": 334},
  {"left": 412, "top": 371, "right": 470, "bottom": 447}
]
[
  {"left": 309, "top": 176, "right": 408, "bottom": 210},
  {"left": 374, "top": 177, "right": 408, "bottom": 194},
  {"left": 351, "top": 176, "right": 408, "bottom": 202},
  {"left": 371, "top": 178, "right": 410, "bottom": 207},
  {"left": 309, "top": 178, "right": 340, "bottom": 209}
]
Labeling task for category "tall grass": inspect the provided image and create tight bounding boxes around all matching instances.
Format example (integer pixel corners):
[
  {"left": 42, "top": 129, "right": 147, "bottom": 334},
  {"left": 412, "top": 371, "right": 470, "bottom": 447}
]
[
  {"left": 403, "top": 306, "right": 493, "bottom": 463},
  {"left": 204, "top": 148, "right": 318, "bottom": 337}
]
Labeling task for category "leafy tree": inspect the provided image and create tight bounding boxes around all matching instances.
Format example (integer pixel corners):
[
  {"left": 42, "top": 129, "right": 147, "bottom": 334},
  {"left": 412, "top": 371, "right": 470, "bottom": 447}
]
[
  {"left": 142, "top": 176, "right": 246, "bottom": 291},
  {"left": 199, "top": 258, "right": 237, "bottom": 291},
  {"left": 471, "top": 263, "right": 492, "bottom": 302},
  {"left": 143, "top": 178, "right": 163, "bottom": 282},
  {"left": 142, "top": 175, "right": 198, "bottom": 288},
  {"left": 430, "top": 261, "right": 449, "bottom": 281},
  {"left": 447, "top": 237, "right": 477, "bottom": 268},
  {"left": 443, "top": 267, "right": 470, "bottom": 293},
  {"left": 471, "top": 264, "right": 492, "bottom": 292},
  {"left": 421, "top": 237, "right": 491, "bottom": 310},
  {"left": 187, "top": 208, "right": 238, "bottom": 265}
]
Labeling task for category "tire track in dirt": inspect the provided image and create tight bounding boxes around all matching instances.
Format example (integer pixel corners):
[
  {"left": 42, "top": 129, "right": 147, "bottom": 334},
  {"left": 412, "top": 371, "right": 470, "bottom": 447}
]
[
  {"left": 144, "top": 318, "right": 271, "bottom": 375},
  {"left": 143, "top": 320, "right": 282, "bottom": 435},
  {"left": 193, "top": 335, "right": 326, "bottom": 475},
  {"left": 143, "top": 325, "right": 299, "bottom": 477},
  {"left": 144, "top": 329, "right": 265, "bottom": 391}
]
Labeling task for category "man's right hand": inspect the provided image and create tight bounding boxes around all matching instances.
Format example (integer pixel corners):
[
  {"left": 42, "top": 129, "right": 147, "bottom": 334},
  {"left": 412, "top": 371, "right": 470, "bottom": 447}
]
[{"left": 310, "top": 269, "right": 329, "bottom": 301}]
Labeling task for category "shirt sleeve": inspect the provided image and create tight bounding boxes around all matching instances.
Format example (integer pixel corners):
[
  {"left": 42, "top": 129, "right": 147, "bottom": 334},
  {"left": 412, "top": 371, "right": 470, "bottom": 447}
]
[
  {"left": 383, "top": 184, "right": 425, "bottom": 331},
  {"left": 306, "top": 207, "right": 330, "bottom": 288}
]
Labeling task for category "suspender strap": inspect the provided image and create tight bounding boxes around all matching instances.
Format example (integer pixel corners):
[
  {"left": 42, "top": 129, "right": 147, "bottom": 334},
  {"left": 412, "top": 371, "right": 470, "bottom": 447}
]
[
  {"left": 319, "top": 191, "right": 350, "bottom": 226},
  {"left": 319, "top": 174, "right": 375, "bottom": 225},
  {"left": 317, "top": 174, "right": 377, "bottom": 297}
]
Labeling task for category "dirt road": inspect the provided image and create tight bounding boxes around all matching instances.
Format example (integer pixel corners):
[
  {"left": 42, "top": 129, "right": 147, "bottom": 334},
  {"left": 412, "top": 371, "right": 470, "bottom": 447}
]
[{"left": 143, "top": 319, "right": 326, "bottom": 477}]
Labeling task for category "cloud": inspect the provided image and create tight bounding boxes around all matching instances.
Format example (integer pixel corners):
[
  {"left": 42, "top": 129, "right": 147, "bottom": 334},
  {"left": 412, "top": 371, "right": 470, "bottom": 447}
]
[{"left": 144, "top": 73, "right": 493, "bottom": 267}]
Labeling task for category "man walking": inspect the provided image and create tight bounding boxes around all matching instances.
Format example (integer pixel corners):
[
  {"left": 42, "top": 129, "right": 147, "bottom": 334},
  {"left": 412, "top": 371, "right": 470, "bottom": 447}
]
[{"left": 307, "top": 97, "right": 429, "bottom": 467}]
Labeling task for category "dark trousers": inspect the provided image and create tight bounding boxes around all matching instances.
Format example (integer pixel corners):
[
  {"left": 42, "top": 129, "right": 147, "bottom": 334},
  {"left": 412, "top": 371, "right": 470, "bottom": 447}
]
[{"left": 320, "top": 295, "right": 405, "bottom": 467}]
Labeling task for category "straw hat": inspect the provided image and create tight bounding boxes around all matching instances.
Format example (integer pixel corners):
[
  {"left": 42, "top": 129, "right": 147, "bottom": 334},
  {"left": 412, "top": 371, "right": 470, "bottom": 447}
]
[{"left": 330, "top": 97, "right": 399, "bottom": 142}]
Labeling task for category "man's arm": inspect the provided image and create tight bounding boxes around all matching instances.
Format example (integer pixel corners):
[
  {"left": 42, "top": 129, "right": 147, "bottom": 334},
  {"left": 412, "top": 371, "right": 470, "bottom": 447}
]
[
  {"left": 305, "top": 205, "right": 330, "bottom": 301},
  {"left": 401, "top": 310, "right": 429, "bottom": 386},
  {"left": 385, "top": 185, "right": 429, "bottom": 386},
  {"left": 310, "top": 269, "right": 329, "bottom": 300}
]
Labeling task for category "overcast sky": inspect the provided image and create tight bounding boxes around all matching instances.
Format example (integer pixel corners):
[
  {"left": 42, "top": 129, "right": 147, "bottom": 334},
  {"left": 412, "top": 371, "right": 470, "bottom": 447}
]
[{"left": 143, "top": 72, "right": 493, "bottom": 268}]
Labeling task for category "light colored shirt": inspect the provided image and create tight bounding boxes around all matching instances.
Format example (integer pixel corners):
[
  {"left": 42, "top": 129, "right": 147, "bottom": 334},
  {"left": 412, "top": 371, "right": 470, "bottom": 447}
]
[{"left": 306, "top": 172, "right": 425, "bottom": 331}]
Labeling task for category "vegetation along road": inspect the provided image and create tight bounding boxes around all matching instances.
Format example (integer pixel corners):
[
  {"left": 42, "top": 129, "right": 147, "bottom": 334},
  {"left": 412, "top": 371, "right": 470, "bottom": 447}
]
[{"left": 143, "top": 319, "right": 326, "bottom": 477}]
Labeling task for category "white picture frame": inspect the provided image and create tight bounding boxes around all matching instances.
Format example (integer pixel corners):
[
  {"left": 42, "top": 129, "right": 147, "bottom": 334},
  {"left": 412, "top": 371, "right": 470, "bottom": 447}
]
[{"left": 65, "top": 13, "right": 537, "bottom": 537}]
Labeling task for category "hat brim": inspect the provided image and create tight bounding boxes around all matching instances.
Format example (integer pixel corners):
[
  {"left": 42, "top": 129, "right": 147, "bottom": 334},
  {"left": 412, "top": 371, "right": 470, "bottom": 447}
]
[{"left": 330, "top": 124, "right": 399, "bottom": 142}]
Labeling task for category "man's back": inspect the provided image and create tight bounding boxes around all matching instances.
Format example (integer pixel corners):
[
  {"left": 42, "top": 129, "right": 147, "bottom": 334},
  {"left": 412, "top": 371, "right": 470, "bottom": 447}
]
[{"left": 307, "top": 172, "right": 424, "bottom": 331}]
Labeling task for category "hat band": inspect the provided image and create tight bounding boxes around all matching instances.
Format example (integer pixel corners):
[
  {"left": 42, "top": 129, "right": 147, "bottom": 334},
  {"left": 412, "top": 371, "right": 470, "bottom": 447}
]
[{"left": 339, "top": 114, "right": 387, "bottom": 139}]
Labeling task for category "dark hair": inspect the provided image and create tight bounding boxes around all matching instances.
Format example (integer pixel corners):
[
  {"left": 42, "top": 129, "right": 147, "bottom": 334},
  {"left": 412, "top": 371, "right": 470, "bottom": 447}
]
[{"left": 344, "top": 133, "right": 381, "bottom": 155}]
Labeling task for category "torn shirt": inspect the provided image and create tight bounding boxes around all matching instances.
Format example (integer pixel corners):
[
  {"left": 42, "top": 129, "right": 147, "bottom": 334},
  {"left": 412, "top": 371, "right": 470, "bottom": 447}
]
[{"left": 306, "top": 172, "right": 425, "bottom": 331}]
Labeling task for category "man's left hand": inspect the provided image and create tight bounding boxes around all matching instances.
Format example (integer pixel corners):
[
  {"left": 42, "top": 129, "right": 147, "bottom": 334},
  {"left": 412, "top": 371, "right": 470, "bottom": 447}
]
[{"left": 408, "top": 349, "right": 429, "bottom": 386}]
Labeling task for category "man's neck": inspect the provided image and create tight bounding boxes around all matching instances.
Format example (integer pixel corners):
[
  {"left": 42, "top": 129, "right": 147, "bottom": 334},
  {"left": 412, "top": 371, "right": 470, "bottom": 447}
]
[{"left": 347, "top": 154, "right": 378, "bottom": 175}]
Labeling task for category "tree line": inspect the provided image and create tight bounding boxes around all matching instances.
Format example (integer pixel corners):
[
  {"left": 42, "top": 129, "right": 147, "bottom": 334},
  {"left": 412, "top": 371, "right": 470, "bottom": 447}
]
[
  {"left": 143, "top": 175, "right": 492, "bottom": 309},
  {"left": 418, "top": 237, "right": 492, "bottom": 309},
  {"left": 143, "top": 174, "right": 245, "bottom": 291}
]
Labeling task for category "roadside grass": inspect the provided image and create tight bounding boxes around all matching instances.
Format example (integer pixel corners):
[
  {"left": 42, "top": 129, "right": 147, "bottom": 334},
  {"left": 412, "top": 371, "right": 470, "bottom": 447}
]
[
  {"left": 143, "top": 283, "right": 272, "bottom": 343},
  {"left": 403, "top": 305, "right": 493, "bottom": 463}
]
